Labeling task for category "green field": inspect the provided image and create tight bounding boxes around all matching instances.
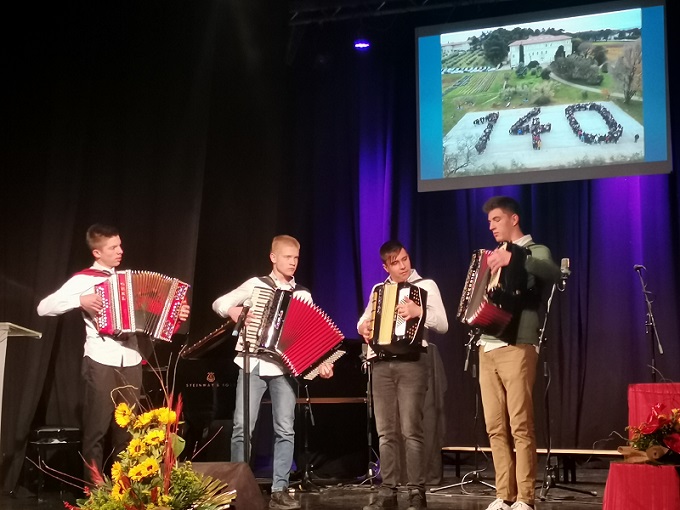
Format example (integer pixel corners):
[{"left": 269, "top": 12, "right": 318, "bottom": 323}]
[
  {"left": 442, "top": 70, "right": 642, "bottom": 133},
  {"left": 441, "top": 40, "right": 643, "bottom": 132}
]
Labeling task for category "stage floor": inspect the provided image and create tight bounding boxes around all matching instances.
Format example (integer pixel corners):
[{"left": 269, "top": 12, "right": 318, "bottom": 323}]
[{"left": 1, "top": 461, "right": 608, "bottom": 510}]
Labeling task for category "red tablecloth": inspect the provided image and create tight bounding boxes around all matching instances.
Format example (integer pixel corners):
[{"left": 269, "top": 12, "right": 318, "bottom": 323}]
[
  {"left": 603, "top": 463, "right": 680, "bottom": 510},
  {"left": 628, "top": 383, "right": 680, "bottom": 438}
]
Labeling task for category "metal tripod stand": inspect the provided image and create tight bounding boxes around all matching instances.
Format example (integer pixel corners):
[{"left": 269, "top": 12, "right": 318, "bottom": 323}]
[{"left": 431, "top": 328, "right": 495, "bottom": 494}]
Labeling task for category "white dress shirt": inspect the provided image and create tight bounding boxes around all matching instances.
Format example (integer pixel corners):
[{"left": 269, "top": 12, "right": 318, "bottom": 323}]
[{"left": 37, "top": 262, "right": 142, "bottom": 367}]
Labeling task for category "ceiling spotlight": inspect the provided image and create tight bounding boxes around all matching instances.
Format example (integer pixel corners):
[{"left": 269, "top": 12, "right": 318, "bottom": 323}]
[{"left": 354, "top": 38, "right": 370, "bottom": 50}]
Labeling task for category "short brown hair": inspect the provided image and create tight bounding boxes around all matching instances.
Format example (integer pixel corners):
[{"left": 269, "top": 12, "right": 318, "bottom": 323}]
[
  {"left": 271, "top": 235, "right": 300, "bottom": 253},
  {"left": 86, "top": 224, "right": 119, "bottom": 250},
  {"left": 482, "top": 196, "right": 521, "bottom": 217}
]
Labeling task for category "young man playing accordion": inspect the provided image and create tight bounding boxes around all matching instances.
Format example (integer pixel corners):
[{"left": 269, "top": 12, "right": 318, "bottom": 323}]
[
  {"left": 37, "top": 224, "right": 191, "bottom": 483},
  {"left": 479, "top": 197, "right": 560, "bottom": 510},
  {"left": 212, "top": 235, "right": 333, "bottom": 510},
  {"left": 357, "top": 241, "right": 448, "bottom": 510}
]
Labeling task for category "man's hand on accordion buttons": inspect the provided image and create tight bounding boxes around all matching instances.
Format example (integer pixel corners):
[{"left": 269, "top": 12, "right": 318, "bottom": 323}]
[
  {"left": 397, "top": 297, "right": 422, "bottom": 320},
  {"left": 228, "top": 306, "right": 253, "bottom": 327},
  {"left": 318, "top": 363, "right": 334, "bottom": 379},
  {"left": 488, "top": 248, "right": 512, "bottom": 273},
  {"left": 359, "top": 319, "right": 373, "bottom": 342},
  {"left": 80, "top": 294, "right": 103, "bottom": 316},
  {"left": 178, "top": 302, "right": 191, "bottom": 322}
]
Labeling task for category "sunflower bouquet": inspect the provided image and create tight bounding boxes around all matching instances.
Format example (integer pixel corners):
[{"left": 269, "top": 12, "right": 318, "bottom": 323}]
[{"left": 69, "top": 396, "right": 236, "bottom": 510}]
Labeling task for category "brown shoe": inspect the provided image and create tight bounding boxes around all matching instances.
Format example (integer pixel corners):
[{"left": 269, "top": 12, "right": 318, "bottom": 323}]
[{"left": 269, "top": 490, "right": 300, "bottom": 510}]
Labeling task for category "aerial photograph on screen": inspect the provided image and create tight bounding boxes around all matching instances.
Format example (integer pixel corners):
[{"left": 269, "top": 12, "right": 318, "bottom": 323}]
[{"left": 440, "top": 9, "right": 644, "bottom": 178}]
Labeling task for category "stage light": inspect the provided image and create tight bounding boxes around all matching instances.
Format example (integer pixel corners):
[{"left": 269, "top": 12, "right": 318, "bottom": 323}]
[{"left": 354, "top": 38, "right": 370, "bottom": 50}]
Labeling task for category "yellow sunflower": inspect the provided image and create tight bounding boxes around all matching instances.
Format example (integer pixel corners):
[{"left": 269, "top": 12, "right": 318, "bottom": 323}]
[
  {"left": 128, "top": 457, "right": 160, "bottom": 481},
  {"left": 143, "top": 428, "right": 166, "bottom": 446},
  {"left": 126, "top": 437, "right": 146, "bottom": 458},
  {"left": 111, "top": 461, "right": 124, "bottom": 483},
  {"left": 111, "top": 480, "right": 127, "bottom": 500},
  {"left": 155, "top": 408, "right": 177, "bottom": 425},
  {"left": 114, "top": 402, "right": 134, "bottom": 428},
  {"left": 133, "top": 410, "right": 156, "bottom": 429}
]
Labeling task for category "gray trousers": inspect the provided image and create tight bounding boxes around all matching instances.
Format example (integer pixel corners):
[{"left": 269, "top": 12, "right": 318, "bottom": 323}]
[{"left": 371, "top": 352, "right": 429, "bottom": 491}]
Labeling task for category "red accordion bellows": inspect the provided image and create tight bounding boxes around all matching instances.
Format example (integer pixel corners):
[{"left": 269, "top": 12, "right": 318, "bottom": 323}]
[
  {"left": 457, "top": 249, "right": 512, "bottom": 336},
  {"left": 94, "top": 270, "right": 189, "bottom": 342},
  {"left": 255, "top": 290, "right": 345, "bottom": 379}
]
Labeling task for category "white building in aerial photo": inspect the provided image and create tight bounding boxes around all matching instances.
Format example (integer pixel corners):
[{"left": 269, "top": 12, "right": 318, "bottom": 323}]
[{"left": 508, "top": 34, "right": 573, "bottom": 67}]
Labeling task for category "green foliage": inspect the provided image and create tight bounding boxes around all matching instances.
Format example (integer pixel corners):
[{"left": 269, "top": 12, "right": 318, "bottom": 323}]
[
  {"left": 552, "top": 55, "right": 603, "bottom": 85},
  {"left": 515, "top": 62, "right": 527, "bottom": 78},
  {"left": 483, "top": 33, "right": 509, "bottom": 66}
]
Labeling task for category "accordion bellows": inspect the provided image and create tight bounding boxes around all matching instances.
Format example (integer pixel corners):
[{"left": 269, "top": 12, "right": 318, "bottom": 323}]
[
  {"left": 457, "top": 243, "right": 527, "bottom": 337},
  {"left": 248, "top": 288, "right": 345, "bottom": 379},
  {"left": 94, "top": 270, "right": 189, "bottom": 342}
]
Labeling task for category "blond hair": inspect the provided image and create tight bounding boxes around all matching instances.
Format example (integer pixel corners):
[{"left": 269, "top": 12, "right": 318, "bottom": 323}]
[{"left": 271, "top": 235, "right": 300, "bottom": 253}]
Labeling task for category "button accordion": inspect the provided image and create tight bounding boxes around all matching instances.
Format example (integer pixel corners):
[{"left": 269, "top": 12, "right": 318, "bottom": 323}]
[
  {"left": 94, "top": 270, "right": 189, "bottom": 342},
  {"left": 457, "top": 242, "right": 527, "bottom": 337},
  {"left": 243, "top": 287, "right": 345, "bottom": 380},
  {"left": 368, "top": 282, "right": 427, "bottom": 356}
]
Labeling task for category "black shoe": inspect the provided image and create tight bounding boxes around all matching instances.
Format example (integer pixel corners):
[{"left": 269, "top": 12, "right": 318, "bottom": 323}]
[
  {"left": 363, "top": 489, "right": 398, "bottom": 510},
  {"left": 407, "top": 489, "right": 427, "bottom": 510},
  {"left": 269, "top": 490, "right": 301, "bottom": 510}
]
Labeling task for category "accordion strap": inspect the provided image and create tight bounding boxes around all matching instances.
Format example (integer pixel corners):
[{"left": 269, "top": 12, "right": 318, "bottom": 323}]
[
  {"left": 258, "top": 275, "right": 310, "bottom": 295},
  {"left": 74, "top": 268, "right": 111, "bottom": 278}
]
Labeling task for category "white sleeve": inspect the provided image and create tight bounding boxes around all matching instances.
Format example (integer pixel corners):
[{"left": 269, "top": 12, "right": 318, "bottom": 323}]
[
  {"left": 37, "top": 275, "right": 97, "bottom": 317},
  {"left": 420, "top": 280, "right": 449, "bottom": 334},
  {"left": 212, "top": 277, "right": 259, "bottom": 318}
]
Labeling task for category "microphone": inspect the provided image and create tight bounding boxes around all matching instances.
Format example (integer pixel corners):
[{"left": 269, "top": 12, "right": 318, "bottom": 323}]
[
  {"left": 560, "top": 258, "right": 571, "bottom": 279},
  {"left": 634, "top": 264, "right": 646, "bottom": 272},
  {"left": 232, "top": 306, "right": 251, "bottom": 337}
]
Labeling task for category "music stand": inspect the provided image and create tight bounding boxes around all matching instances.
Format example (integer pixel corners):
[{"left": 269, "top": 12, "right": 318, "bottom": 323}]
[
  {"left": 538, "top": 280, "right": 596, "bottom": 500},
  {"left": 430, "top": 328, "right": 495, "bottom": 494}
]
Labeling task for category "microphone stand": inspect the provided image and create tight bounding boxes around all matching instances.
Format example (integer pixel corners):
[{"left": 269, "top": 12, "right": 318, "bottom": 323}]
[
  {"left": 431, "top": 328, "right": 495, "bottom": 494},
  {"left": 634, "top": 267, "right": 664, "bottom": 382},
  {"left": 539, "top": 273, "right": 596, "bottom": 500},
  {"left": 357, "top": 345, "right": 380, "bottom": 487},
  {"left": 299, "top": 384, "right": 321, "bottom": 492},
  {"left": 233, "top": 307, "right": 252, "bottom": 465}
]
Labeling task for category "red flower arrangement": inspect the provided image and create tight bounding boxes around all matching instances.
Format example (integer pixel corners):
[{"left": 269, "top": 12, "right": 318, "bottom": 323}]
[{"left": 625, "top": 403, "right": 680, "bottom": 463}]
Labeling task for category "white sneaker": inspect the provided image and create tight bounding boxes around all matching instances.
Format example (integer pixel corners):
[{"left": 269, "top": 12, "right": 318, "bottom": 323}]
[
  {"left": 510, "top": 502, "right": 534, "bottom": 510},
  {"left": 485, "top": 499, "right": 512, "bottom": 510}
]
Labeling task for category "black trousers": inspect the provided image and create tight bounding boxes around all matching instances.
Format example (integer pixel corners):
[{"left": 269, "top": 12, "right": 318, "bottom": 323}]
[{"left": 81, "top": 357, "right": 142, "bottom": 482}]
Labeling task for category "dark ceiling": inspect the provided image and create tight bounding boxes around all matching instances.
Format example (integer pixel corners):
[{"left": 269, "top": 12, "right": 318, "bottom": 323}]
[{"left": 288, "top": 0, "right": 509, "bottom": 25}]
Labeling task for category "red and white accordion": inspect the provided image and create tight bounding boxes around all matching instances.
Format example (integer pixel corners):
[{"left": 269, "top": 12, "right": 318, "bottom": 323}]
[
  {"left": 457, "top": 243, "right": 527, "bottom": 337},
  {"left": 368, "top": 282, "right": 427, "bottom": 356},
  {"left": 244, "top": 287, "right": 345, "bottom": 380},
  {"left": 94, "top": 270, "right": 189, "bottom": 342}
]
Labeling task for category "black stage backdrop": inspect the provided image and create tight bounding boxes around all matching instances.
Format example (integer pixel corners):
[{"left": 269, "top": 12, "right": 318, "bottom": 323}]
[{"left": 2, "top": 0, "right": 679, "bottom": 493}]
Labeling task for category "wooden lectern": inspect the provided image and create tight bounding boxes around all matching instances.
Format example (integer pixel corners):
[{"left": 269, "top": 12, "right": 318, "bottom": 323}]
[{"left": 0, "top": 323, "right": 42, "bottom": 448}]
